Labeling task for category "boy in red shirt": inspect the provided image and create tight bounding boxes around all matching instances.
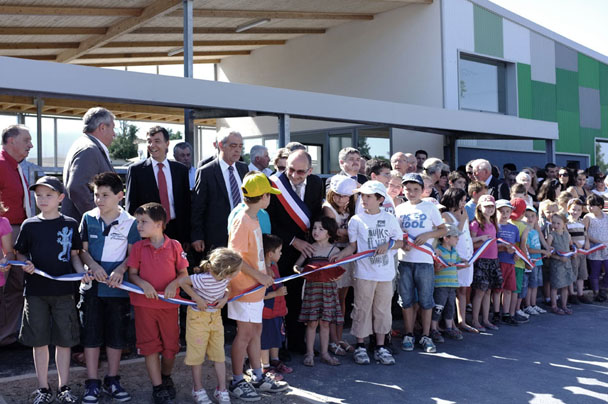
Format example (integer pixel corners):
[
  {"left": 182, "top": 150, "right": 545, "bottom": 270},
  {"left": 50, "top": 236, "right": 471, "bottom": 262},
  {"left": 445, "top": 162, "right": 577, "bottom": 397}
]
[{"left": 127, "top": 202, "right": 189, "bottom": 404}]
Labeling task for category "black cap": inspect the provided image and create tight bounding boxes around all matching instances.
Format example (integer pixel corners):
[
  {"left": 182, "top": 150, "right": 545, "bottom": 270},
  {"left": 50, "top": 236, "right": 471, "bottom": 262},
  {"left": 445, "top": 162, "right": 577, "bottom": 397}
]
[
  {"left": 29, "top": 176, "right": 65, "bottom": 194},
  {"left": 402, "top": 173, "right": 424, "bottom": 187}
]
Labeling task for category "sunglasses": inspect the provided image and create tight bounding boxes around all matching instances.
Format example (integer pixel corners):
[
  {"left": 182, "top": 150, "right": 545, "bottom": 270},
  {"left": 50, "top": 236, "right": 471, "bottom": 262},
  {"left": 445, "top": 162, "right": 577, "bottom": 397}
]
[
  {"left": 276, "top": 166, "right": 286, "bottom": 171},
  {"left": 288, "top": 167, "right": 309, "bottom": 176},
  {"left": 559, "top": 172, "right": 569, "bottom": 177}
]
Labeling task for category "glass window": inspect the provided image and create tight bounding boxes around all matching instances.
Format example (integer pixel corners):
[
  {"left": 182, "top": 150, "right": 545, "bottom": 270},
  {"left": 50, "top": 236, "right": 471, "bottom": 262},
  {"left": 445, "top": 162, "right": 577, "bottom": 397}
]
[
  {"left": 358, "top": 127, "right": 390, "bottom": 161},
  {"left": 596, "top": 141, "right": 608, "bottom": 173},
  {"left": 459, "top": 54, "right": 506, "bottom": 114},
  {"left": 329, "top": 134, "right": 352, "bottom": 174},
  {"left": 55, "top": 118, "right": 82, "bottom": 167},
  {"left": 0, "top": 114, "right": 17, "bottom": 130},
  {"left": 243, "top": 137, "right": 261, "bottom": 164},
  {"left": 25, "top": 116, "right": 55, "bottom": 166},
  {"left": 306, "top": 145, "right": 322, "bottom": 174}
]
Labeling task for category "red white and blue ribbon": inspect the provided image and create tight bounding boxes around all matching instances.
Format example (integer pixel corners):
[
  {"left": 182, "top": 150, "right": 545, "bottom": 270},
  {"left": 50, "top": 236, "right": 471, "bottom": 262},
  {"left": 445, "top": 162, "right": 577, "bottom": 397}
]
[
  {"left": 573, "top": 244, "right": 606, "bottom": 255},
  {"left": 269, "top": 172, "right": 311, "bottom": 232},
  {"left": 422, "top": 237, "right": 495, "bottom": 269},
  {"left": 495, "top": 238, "right": 535, "bottom": 268}
]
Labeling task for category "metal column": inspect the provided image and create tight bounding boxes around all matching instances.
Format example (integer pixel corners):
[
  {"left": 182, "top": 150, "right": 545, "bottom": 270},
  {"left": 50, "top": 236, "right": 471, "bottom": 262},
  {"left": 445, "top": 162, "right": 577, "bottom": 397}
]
[
  {"left": 34, "top": 97, "right": 44, "bottom": 166},
  {"left": 278, "top": 114, "right": 290, "bottom": 147},
  {"left": 183, "top": 0, "right": 195, "bottom": 148},
  {"left": 443, "top": 136, "right": 457, "bottom": 168},
  {"left": 545, "top": 139, "right": 556, "bottom": 164}
]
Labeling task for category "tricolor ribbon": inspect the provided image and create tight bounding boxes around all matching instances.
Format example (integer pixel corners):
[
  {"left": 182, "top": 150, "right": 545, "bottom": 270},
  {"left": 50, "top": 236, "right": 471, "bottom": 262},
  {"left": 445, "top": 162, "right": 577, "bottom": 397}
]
[
  {"left": 495, "top": 238, "right": 535, "bottom": 268},
  {"left": 573, "top": 244, "right": 606, "bottom": 255}
]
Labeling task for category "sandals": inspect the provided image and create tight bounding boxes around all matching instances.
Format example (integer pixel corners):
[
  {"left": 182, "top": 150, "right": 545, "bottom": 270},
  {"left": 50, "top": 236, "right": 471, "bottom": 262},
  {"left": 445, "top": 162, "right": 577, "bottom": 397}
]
[
  {"left": 458, "top": 323, "right": 479, "bottom": 334},
  {"left": 472, "top": 324, "right": 486, "bottom": 332},
  {"left": 562, "top": 307, "right": 573, "bottom": 315},
  {"left": 320, "top": 355, "right": 341, "bottom": 366},
  {"left": 329, "top": 342, "right": 347, "bottom": 356},
  {"left": 303, "top": 354, "right": 314, "bottom": 367},
  {"left": 552, "top": 306, "right": 565, "bottom": 315},
  {"left": 270, "top": 360, "right": 293, "bottom": 374},
  {"left": 483, "top": 323, "right": 499, "bottom": 331},
  {"left": 339, "top": 340, "right": 355, "bottom": 353}
]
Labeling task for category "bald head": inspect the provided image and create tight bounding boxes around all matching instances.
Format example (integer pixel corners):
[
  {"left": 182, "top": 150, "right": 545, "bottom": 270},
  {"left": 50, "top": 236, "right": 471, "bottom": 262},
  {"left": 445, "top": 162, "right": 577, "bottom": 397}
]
[{"left": 286, "top": 150, "right": 312, "bottom": 185}]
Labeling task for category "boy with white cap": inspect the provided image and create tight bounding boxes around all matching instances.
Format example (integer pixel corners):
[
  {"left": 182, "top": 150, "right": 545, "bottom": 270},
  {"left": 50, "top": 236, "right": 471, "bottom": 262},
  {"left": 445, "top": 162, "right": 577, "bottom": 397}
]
[{"left": 333, "top": 181, "right": 404, "bottom": 365}]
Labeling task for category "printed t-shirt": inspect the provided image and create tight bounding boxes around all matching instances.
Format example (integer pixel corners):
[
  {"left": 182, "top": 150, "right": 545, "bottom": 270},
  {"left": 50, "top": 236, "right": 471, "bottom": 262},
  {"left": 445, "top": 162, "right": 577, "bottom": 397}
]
[
  {"left": 527, "top": 228, "right": 543, "bottom": 267},
  {"left": 497, "top": 222, "right": 520, "bottom": 264},
  {"left": 190, "top": 272, "right": 229, "bottom": 312},
  {"left": 15, "top": 214, "right": 83, "bottom": 296},
  {"left": 396, "top": 200, "right": 443, "bottom": 264},
  {"left": 348, "top": 210, "right": 403, "bottom": 282},
  {"left": 227, "top": 210, "right": 266, "bottom": 302},
  {"left": 435, "top": 244, "right": 460, "bottom": 287},
  {"left": 126, "top": 235, "right": 189, "bottom": 309},
  {"left": 469, "top": 220, "right": 498, "bottom": 259},
  {"left": 80, "top": 207, "right": 140, "bottom": 297}
]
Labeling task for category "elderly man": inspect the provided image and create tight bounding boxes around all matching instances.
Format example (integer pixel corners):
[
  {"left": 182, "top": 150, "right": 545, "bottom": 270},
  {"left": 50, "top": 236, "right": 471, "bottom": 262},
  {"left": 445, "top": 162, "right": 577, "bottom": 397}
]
[
  {"left": 0, "top": 124, "right": 33, "bottom": 346},
  {"left": 391, "top": 152, "right": 417, "bottom": 176},
  {"left": 173, "top": 141, "right": 196, "bottom": 190},
  {"left": 326, "top": 147, "right": 367, "bottom": 193},
  {"left": 472, "top": 158, "right": 500, "bottom": 198},
  {"left": 248, "top": 145, "right": 272, "bottom": 176},
  {"left": 267, "top": 149, "right": 323, "bottom": 353},
  {"left": 62, "top": 107, "right": 115, "bottom": 223},
  {"left": 422, "top": 157, "right": 448, "bottom": 200},
  {"left": 191, "top": 131, "right": 248, "bottom": 254}
]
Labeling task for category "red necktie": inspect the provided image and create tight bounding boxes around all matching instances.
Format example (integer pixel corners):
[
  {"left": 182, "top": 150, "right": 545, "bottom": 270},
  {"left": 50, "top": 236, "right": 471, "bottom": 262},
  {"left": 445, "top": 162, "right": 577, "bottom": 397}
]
[{"left": 157, "top": 163, "right": 171, "bottom": 223}]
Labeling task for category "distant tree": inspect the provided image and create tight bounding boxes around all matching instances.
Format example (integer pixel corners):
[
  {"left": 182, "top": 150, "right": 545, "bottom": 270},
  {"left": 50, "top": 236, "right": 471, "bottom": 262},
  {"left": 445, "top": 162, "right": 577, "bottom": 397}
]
[
  {"left": 596, "top": 143, "right": 608, "bottom": 173},
  {"left": 167, "top": 128, "right": 182, "bottom": 141},
  {"left": 109, "top": 121, "right": 138, "bottom": 160},
  {"left": 358, "top": 138, "right": 371, "bottom": 159}
]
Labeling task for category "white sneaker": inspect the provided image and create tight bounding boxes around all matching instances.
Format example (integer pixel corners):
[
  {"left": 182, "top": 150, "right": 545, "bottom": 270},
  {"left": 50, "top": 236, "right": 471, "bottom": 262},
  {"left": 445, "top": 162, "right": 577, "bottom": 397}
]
[
  {"left": 213, "top": 388, "right": 231, "bottom": 403},
  {"left": 353, "top": 347, "right": 370, "bottom": 365},
  {"left": 516, "top": 309, "right": 530, "bottom": 319},
  {"left": 373, "top": 347, "right": 395, "bottom": 365},
  {"left": 192, "top": 388, "right": 212, "bottom": 404},
  {"left": 523, "top": 306, "right": 539, "bottom": 316},
  {"left": 533, "top": 305, "right": 547, "bottom": 314}
]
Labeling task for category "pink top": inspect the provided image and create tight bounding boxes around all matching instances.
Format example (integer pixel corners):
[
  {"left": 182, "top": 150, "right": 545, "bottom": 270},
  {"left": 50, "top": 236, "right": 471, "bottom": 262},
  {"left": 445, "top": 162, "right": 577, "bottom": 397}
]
[
  {"left": 0, "top": 216, "right": 11, "bottom": 287},
  {"left": 469, "top": 220, "right": 498, "bottom": 259}
]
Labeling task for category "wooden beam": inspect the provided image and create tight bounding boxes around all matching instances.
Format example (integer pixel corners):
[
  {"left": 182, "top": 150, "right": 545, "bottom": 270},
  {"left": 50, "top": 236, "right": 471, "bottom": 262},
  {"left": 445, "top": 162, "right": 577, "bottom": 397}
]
[
  {"left": 0, "top": 5, "right": 142, "bottom": 16},
  {"left": 84, "top": 58, "right": 221, "bottom": 67},
  {"left": 167, "top": 9, "right": 374, "bottom": 20},
  {"left": 103, "top": 40, "right": 285, "bottom": 48},
  {"left": 0, "top": 42, "right": 79, "bottom": 49},
  {"left": 56, "top": 0, "right": 182, "bottom": 63},
  {"left": 0, "top": 27, "right": 108, "bottom": 35},
  {"left": 20, "top": 50, "right": 251, "bottom": 62},
  {"left": 133, "top": 27, "right": 326, "bottom": 34}
]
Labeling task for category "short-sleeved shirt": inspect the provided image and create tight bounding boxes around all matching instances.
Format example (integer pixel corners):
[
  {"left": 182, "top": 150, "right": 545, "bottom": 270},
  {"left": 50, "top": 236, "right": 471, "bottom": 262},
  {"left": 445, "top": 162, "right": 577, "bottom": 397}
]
[
  {"left": 469, "top": 220, "right": 498, "bottom": 259},
  {"left": 190, "top": 272, "right": 229, "bottom": 312},
  {"left": 567, "top": 219, "right": 586, "bottom": 248},
  {"left": 348, "top": 210, "right": 403, "bottom": 282},
  {"left": 465, "top": 200, "right": 477, "bottom": 222},
  {"left": 126, "top": 236, "right": 189, "bottom": 309},
  {"left": 396, "top": 200, "right": 443, "bottom": 264},
  {"left": 510, "top": 219, "right": 528, "bottom": 269},
  {"left": 0, "top": 216, "right": 11, "bottom": 287},
  {"left": 80, "top": 207, "right": 140, "bottom": 297},
  {"left": 263, "top": 263, "right": 287, "bottom": 319},
  {"left": 227, "top": 210, "right": 266, "bottom": 302},
  {"left": 435, "top": 244, "right": 460, "bottom": 287},
  {"left": 497, "top": 222, "right": 520, "bottom": 264},
  {"left": 15, "top": 214, "right": 83, "bottom": 296},
  {"left": 227, "top": 203, "right": 271, "bottom": 234},
  {"left": 527, "top": 228, "right": 543, "bottom": 267}
]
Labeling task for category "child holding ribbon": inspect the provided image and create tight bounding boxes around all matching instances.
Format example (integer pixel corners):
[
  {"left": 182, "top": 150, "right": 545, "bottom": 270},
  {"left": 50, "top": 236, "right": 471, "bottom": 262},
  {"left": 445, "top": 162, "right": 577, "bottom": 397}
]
[
  {"left": 522, "top": 206, "right": 550, "bottom": 315},
  {"left": 566, "top": 199, "right": 591, "bottom": 304},
  {"left": 547, "top": 213, "right": 575, "bottom": 315},
  {"left": 583, "top": 194, "right": 608, "bottom": 302}
]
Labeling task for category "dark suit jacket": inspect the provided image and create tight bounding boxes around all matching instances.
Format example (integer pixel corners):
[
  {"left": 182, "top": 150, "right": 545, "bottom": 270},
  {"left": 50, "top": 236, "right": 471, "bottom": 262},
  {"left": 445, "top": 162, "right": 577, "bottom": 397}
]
[
  {"left": 487, "top": 176, "right": 501, "bottom": 199},
  {"left": 191, "top": 158, "right": 248, "bottom": 251},
  {"left": 267, "top": 174, "right": 324, "bottom": 276},
  {"left": 125, "top": 158, "right": 191, "bottom": 243}
]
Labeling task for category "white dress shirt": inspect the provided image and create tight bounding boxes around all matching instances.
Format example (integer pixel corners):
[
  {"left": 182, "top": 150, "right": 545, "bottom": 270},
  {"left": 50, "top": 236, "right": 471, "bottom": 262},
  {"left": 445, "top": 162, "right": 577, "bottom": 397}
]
[
  {"left": 291, "top": 178, "right": 307, "bottom": 201},
  {"left": 188, "top": 166, "right": 196, "bottom": 190},
  {"left": 248, "top": 162, "right": 273, "bottom": 177},
  {"left": 219, "top": 158, "right": 243, "bottom": 210},
  {"left": 151, "top": 158, "right": 176, "bottom": 220}
]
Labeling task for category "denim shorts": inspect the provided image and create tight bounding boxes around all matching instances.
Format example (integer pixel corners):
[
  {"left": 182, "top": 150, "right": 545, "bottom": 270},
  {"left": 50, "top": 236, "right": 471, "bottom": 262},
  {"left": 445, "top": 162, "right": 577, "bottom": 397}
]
[
  {"left": 78, "top": 292, "right": 131, "bottom": 349},
  {"left": 397, "top": 261, "right": 435, "bottom": 310},
  {"left": 519, "top": 272, "right": 530, "bottom": 299},
  {"left": 528, "top": 266, "right": 543, "bottom": 289}
]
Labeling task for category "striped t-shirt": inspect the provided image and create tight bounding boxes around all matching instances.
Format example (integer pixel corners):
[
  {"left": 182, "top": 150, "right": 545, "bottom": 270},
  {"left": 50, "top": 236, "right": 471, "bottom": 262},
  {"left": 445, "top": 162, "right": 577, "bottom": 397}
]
[
  {"left": 435, "top": 244, "right": 460, "bottom": 288},
  {"left": 191, "top": 272, "right": 229, "bottom": 312}
]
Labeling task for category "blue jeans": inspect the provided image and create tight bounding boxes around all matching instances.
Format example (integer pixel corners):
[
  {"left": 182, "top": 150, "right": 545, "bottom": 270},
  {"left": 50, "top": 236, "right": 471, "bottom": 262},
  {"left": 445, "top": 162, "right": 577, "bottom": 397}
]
[{"left": 397, "top": 262, "right": 435, "bottom": 310}]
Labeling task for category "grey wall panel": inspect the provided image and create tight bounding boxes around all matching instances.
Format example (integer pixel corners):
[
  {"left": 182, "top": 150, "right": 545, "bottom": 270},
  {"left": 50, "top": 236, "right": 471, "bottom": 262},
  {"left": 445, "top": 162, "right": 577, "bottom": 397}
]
[
  {"left": 555, "top": 43, "right": 578, "bottom": 72},
  {"left": 530, "top": 32, "right": 556, "bottom": 84},
  {"left": 579, "top": 87, "right": 601, "bottom": 129}
]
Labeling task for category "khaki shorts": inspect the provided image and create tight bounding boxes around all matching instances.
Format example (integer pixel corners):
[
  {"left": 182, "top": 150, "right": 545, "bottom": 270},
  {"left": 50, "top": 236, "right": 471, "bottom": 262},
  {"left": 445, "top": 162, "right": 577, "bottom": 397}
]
[
  {"left": 571, "top": 254, "right": 589, "bottom": 281},
  {"left": 184, "top": 308, "right": 225, "bottom": 364},
  {"left": 350, "top": 278, "right": 393, "bottom": 339}
]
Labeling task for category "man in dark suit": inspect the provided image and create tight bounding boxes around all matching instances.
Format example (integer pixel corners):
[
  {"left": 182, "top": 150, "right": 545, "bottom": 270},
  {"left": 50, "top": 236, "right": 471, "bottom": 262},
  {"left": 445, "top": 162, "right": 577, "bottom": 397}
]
[
  {"left": 125, "top": 126, "right": 191, "bottom": 244},
  {"left": 191, "top": 131, "right": 248, "bottom": 254},
  {"left": 325, "top": 147, "right": 367, "bottom": 193},
  {"left": 266, "top": 149, "right": 324, "bottom": 353},
  {"left": 472, "top": 158, "right": 501, "bottom": 199}
]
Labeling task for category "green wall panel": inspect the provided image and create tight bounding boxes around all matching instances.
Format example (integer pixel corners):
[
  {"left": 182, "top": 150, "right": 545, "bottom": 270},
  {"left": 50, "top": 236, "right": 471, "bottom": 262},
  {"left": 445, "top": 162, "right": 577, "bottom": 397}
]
[
  {"left": 473, "top": 6, "right": 503, "bottom": 58},
  {"left": 517, "top": 63, "right": 532, "bottom": 119},
  {"left": 602, "top": 105, "right": 608, "bottom": 138},
  {"left": 555, "top": 110, "right": 580, "bottom": 153},
  {"left": 600, "top": 63, "right": 608, "bottom": 105},
  {"left": 580, "top": 128, "right": 601, "bottom": 164},
  {"left": 579, "top": 53, "right": 600, "bottom": 89},
  {"left": 533, "top": 140, "right": 545, "bottom": 151},
  {"left": 531, "top": 80, "right": 557, "bottom": 122},
  {"left": 555, "top": 69, "right": 579, "bottom": 112}
]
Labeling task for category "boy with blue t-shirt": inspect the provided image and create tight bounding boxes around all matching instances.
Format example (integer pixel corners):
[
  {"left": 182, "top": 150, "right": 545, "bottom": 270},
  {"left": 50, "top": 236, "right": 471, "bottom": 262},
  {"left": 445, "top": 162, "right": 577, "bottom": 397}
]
[{"left": 78, "top": 172, "right": 140, "bottom": 404}]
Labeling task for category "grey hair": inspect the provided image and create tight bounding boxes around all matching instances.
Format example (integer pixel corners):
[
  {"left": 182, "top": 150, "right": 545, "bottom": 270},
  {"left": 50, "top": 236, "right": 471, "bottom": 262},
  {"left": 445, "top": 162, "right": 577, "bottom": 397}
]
[
  {"left": 250, "top": 145, "right": 268, "bottom": 161},
  {"left": 2, "top": 124, "right": 29, "bottom": 144},
  {"left": 338, "top": 147, "right": 360, "bottom": 162},
  {"left": 285, "top": 141, "right": 306, "bottom": 152},
  {"left": 173, "top": 141, "right": 193, "bottom": 152},
  {"left": 216, "top": 130, "right": 241, "bottom": 146},
  {"left": 82, "top": 107, "right": 115, "bottom": 134},
  {"left": 472, "top": 158, "right": 491, "bottom": 172},
  {"left": 516, "top": 172, "right": 531, "bottom": 184},
  {"left": 423, "top": 157, "right": 445, "bottom": 176}
]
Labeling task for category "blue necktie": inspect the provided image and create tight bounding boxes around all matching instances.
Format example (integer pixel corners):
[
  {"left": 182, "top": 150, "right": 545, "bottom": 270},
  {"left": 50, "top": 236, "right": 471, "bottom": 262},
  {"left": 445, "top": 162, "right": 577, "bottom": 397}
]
[{"left": 228, "top": 166, "right": 241, "bottom": 206}]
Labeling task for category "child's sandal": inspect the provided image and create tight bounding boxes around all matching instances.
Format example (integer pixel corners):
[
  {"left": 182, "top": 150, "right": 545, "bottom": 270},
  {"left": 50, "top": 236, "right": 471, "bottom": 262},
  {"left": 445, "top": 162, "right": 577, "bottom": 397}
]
[
  {"left": 339, "top": 340, "right": 355, "bottom": 353},
  {"left": 303, "top": 354, "right": 314, "bottom": 367},
  {"left": 320, "top": 355, "right": 341, "bottom": 366},
  {"left": 551, "top": 306, "right": 565, "bottom": 315},
  {"left": 329, "top": 342, "right": 346, "bottom": 356}
]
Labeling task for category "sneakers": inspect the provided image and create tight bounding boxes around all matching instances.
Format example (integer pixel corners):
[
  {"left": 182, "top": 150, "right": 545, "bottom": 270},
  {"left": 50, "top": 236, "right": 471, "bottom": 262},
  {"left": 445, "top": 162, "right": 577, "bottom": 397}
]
[
  {"left": 533, "top": 305, "right": 547, "bottom": 313},
  {"left": 103, "top": 375, "right": 131, "bottom": 402},
  {"left": 523, "top": 306, "right": 539, "bottom": 316},
  {"left": 32, "top": 388, "right": 54, "bottom": 404},
  {"left": 353, "top": 346, "right": 371, "bottom": 365},
  {"left": 251, "top": 372, "right": 289, "bottom": 393},
  {"left": 491, "top": 312, "right": 501, "bottom": 324},
  {"left": 214, "top": 388, "right": 231, "bottom": 404},
  {"left": 515, "top": 309, "right": 530, "bottom": 319},
  {"left": 401, "top": 335, "right": 415, "bottom": 351},
  {"left": 56, "top": 386, "right": 78, "bottom": 404},
  {"left": 430, "top": 329, "right": 444, "bottom": 343},
  {"left": 152, "top": 386, "right": 174, "bottom": 404},
  {"left": 443, "top": 328, "right": 464, "bottom": 341},
  {"left": 419, "top": 335, "right": 437, "bottom": 353},
  {"left": 501, "top": 315, "right": 519, "bottom": 326},
  {"left": 192, "top": 388, "right": 212, "bottom": 404},
  {"left": 161, "top": 375, "right": 176, "bottom": 399},
  {"left": 229, "top": 379, "right": 259, "bottom": 402},
  {"left": 373, "top": 346, "right": 395, "bottom": 365},
  {"left": 513, "top": 313, "right": 529, "bottom": 323},
  {"left": 82, "top": 379, "right": 101, "bottom": 404}
]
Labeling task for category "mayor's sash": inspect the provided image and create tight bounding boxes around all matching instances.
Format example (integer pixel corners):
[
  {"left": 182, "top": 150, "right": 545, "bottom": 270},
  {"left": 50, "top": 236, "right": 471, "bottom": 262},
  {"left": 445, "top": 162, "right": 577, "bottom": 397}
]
[{"left": 269, "top": 172, "right": 312, "bottom": 232}]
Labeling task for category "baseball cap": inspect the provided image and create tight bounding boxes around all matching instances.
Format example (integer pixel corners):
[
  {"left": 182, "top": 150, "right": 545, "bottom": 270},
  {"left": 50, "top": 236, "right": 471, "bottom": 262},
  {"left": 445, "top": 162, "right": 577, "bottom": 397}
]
[
  {"left": 478, "top": 194, "right": 496, "bottom": 207},
  {"left": 402, "top": 173, "right": 424, "bottom": 187},
  {"left": 29, "top": 176, "right": 65, "bottom": 194},
  {"left": 525, "top": 205, "right": 537, "bottom": 213},
  {"left": 444, "top": 223, "right": 463, "bottom": 237},
  {"left": 495, "top": 199, "right": 513, "bottom": 210},
  {"left": 241, "top": 172, "right": 281, "bottom": 198},
  {"left": 510, "top": 197, "right": 527, "bottom": 220},
  {"left": 354, "top": 180, "right": 388, "bottom": 200},
  {"left": 329, "top": 175, "right": 357, "bottom": 196}
]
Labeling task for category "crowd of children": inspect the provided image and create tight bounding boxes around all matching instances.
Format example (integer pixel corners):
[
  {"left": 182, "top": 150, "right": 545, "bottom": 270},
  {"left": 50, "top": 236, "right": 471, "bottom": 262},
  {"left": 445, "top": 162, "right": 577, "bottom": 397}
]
[{"left": 2, "top": 159, "right": 608, "bottom": 404}]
